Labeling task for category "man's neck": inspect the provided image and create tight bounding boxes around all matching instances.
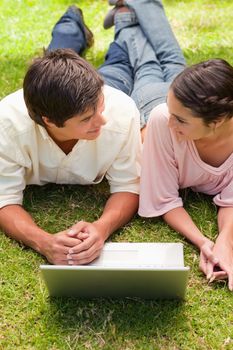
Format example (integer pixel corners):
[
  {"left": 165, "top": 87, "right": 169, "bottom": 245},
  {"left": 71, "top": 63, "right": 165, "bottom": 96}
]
[
  {"left": 45, "top": 127, "right": 79, "bottom": 154},
  {"left": 54, "top": 138, "right": 79, "bottom": 155}
]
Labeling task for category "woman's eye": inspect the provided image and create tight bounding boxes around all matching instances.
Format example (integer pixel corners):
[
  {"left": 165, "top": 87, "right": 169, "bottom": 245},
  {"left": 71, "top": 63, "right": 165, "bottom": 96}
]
[{"left": 176, "top": 117, "right": 185, "bottom": 124}]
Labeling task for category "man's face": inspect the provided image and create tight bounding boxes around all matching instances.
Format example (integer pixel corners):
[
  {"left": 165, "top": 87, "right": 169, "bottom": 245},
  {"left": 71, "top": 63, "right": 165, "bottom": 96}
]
[{"left": 45, "top": 94, "right": 106, "bottom": 142}]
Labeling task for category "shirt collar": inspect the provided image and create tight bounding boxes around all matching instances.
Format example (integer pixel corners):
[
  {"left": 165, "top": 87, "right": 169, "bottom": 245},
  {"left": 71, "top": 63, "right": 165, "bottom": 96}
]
[{"left": 37, "top": 124, "right": 51, "bottom": 140}]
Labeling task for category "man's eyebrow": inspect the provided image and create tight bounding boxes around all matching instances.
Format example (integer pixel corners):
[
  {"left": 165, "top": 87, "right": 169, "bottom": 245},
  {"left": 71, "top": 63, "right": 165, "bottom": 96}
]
[
  {"left": 80, "top": 110, "right": 95, "bottom": 120},
  {"left": 80, "top": 95, "right": 104, "bottom": 120}
]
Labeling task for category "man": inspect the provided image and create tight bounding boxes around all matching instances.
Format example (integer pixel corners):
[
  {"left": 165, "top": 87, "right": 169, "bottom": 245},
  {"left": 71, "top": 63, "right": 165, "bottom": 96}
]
[
  {"left": 0, "top": 49, "right": 141, "bottom": 265},
  {"left": 0, "top": 0, "right": 185, "bottom": 266}
]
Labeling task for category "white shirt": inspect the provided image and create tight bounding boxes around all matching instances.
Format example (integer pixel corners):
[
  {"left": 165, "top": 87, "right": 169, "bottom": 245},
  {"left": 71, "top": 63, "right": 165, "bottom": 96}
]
[{"left": 0, "top": 85, "right": 142, "bottom": 209}]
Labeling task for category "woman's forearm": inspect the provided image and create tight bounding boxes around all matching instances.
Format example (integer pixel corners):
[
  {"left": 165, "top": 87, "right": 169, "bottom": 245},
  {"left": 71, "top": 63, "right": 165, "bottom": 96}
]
[{"left": 163, "top": 206, "right": 209, "bottom": 249}]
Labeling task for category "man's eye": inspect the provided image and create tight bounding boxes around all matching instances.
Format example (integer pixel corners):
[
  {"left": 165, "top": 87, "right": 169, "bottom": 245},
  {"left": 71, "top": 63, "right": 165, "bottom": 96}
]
[{"left": 82, "top": 117, "right": 91, "bottom": 123}]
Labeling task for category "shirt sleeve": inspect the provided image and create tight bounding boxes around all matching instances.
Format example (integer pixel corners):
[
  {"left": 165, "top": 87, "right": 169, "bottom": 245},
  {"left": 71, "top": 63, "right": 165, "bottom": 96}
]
[
  {"left": 0, "top": 140, "right": 26, "bottom": 209},
  {"left": 213, "top": 180, "right": 233, "bottom": 207},
  {"left": 106, "top": 107, "right": 142, "bottom": 194},
  {"left": 139, "top": 103, "right": 183, "bottom": 217}
]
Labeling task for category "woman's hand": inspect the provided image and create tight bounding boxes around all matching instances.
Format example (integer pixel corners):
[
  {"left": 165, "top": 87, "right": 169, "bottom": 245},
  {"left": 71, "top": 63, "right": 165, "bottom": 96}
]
[
  {"left": 210, "top": 235, "right": 233, "bottom": 291},
  {"left": 199, "top": 239, "right": 219, "bottom": 279}
]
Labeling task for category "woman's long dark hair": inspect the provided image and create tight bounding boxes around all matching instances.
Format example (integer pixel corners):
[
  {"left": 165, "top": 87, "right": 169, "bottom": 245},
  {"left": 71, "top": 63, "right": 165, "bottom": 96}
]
[{"left": 171, "top": 59, "right": 233, "bottom": 125}]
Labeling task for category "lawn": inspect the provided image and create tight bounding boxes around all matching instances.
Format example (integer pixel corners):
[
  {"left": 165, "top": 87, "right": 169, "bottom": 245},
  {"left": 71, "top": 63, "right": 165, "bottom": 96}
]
[{"left": 1, "top": 0, "right": 233, "bottom": 349}]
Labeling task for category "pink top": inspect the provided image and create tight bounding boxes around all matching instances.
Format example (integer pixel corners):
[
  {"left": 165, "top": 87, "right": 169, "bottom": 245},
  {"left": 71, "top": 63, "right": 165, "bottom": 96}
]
[{"left": 139, "top": 103, "right": 233, "bottom": 217}]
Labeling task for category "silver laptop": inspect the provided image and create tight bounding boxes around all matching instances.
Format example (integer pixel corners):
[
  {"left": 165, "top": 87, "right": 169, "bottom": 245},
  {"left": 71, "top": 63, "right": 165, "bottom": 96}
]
[{"left": 40, "top": 243, "right": 189, "bottom": 299}]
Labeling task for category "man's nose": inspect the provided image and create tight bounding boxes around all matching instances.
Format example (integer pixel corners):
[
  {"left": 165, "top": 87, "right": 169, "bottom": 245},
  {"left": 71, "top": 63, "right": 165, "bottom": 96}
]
[{"left": 95, "top": 113, "right": 106, "bottom": 127}]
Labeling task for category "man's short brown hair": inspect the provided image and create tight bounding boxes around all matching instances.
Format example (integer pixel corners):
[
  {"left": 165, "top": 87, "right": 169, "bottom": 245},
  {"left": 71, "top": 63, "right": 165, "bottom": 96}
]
[{"left": 23, "top": 49, "right": 104, "bottom": 127}]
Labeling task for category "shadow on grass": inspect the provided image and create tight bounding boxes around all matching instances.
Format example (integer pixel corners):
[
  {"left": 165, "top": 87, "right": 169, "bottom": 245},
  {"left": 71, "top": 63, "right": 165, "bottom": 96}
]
[{"left": 47, "top": 296, "right": 187, "bottom": 344}]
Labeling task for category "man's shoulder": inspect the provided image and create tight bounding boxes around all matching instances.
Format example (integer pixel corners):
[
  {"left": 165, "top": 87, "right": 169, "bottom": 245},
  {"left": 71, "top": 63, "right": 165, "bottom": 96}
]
[
  {"left": 1, "top": 88, "right": 24, "bottom": 108},
  {"left": 0, "top": 89, "right": 34, "bottom": 134},
  {"left": 103, "top": 85, "right": 140, "bottom": 133},
  {"left": 103, "top": 84, "right": 137, "bottom": 105}
]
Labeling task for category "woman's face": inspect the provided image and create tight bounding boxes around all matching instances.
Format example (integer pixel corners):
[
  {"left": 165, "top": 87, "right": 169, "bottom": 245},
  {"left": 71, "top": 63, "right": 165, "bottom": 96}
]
[{"left": 167, "top": 89, "right": 212, "bottom": 142}]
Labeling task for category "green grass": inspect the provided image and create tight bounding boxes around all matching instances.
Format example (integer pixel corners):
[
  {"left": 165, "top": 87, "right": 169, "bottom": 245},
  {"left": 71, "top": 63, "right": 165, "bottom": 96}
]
[{"left": 1, "top": 0, "right": 233, "bottom": 349}]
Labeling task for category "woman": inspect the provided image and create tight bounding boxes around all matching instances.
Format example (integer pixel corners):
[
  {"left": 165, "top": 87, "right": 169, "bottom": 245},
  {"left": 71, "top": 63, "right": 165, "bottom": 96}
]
[{"left": 139, "top": 58, "right": 233, "bottom": 290}]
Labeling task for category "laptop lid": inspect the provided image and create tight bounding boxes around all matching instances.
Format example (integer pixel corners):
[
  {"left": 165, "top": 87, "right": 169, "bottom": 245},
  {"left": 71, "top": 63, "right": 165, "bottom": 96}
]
[{"left": 40, "top": 243, "right": 189, "bottom": 299}]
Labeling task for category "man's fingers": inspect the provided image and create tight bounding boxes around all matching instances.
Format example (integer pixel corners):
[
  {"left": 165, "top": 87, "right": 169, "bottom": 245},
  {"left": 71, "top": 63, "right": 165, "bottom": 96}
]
[
  {"left": 68, "top": 244, "right": 99, "bottom": 262},
  {"left": 50, "top": 252, "right": 71, "bottom": 265},
  {"left": 67, "top": 239, "right": 83, "bottom": 248},
  {"left": 77, "top": 232, "right": 89, "bottom": 240},
  {"left": 59, "top": 236, "right": 82, "bottom": 247},
  {"left": 66, "top": 250, "right": 102, "bottom": 266},
  {"left": 68, "top": 235, "right": 96, "bottom": 254},
  {"left": 67, "top": 221, "right": 87, "bottom": 236}
]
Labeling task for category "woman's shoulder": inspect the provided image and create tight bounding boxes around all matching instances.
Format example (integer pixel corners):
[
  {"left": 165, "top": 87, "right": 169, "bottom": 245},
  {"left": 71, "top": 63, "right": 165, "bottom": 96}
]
[
  {"left": 147, "top": 103, "right": 170, "bottom": 136},
  {"left": 149, "top": 103, "right": 169, "bottom": 125}
]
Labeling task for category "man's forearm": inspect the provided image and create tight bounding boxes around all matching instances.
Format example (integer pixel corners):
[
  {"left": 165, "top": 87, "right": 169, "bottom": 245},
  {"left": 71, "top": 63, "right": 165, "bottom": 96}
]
[
  {"left": 93, "top": 192, "right": 139, "bottom": 240},
  {"left": 0, "top": 204, "right": 84, "bottom": 265},
  {"left": 0, "top": 204, "right": 50, "bottom": 254}
]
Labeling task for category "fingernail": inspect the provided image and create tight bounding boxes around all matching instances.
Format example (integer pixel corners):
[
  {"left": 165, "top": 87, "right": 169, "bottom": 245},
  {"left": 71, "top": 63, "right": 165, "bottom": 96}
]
[
  {"left": 207, "top": 273, "right": 212, "bottom": 280},
  {"left": 68, "top": 260, "right": 73, "bottom": 265},
  {"left": 67, "top": 254, "right": 73, "bottom": 260},
  {"left": 209, "top": 276, "right": 216, "bottom": 283},
  {"left": 68, "top": 249, "right": 73, "bottom": 254},
  {"left": 229, "top": 284, "right": 233, "bottom": 292},
  {"left": 213, "top": 258, "right": 218, "bottom": 264},
  {"left": 68, "top": 229, "right": 75, "bottom": 235}
]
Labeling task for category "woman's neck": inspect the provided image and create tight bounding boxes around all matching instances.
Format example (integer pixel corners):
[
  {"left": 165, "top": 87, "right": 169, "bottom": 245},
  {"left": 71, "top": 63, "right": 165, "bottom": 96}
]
[{"left": 194, "top": 118, "right": 233, "bottom": 167}]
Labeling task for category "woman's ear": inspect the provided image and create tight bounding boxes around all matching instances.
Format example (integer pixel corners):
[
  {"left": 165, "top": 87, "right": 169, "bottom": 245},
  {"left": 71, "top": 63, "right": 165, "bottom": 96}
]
[{"left": 210, "top": 117, "right": 226, "bottom": 131}]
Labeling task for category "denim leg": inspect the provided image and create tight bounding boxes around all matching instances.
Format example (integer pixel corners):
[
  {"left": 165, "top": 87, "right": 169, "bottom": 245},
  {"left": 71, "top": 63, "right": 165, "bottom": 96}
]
[
  {"left": 98, "top": 11, "right": 140, "bottom": 95},
  {"left": 112, "top": 1, "right": 186, "bottom": 127},
  {"left": 98, "top": 42, "right": 134, "bottom": 96},
  {"left": 99, "top": 10, "right": 165, "bottom": 125},
  {"left": 114, "top": 12, "right": 168, "bottom": 127},
  {"left": 48, "top": 7, "right": 87, "bottom": 54},
  {"left": 125, "top": 0, "right": 186, "bottom": 81}
]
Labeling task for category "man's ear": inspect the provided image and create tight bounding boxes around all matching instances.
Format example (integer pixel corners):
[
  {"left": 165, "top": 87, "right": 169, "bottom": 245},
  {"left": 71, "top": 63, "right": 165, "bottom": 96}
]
[{"left": 42, "top": 116, "right": 55, "bottom": 127}]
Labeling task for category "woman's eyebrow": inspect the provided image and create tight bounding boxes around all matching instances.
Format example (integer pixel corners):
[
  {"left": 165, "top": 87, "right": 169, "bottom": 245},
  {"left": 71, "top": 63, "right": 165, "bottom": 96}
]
[{"left": 172, "top": 113, "right": 186, "bottom": 121}]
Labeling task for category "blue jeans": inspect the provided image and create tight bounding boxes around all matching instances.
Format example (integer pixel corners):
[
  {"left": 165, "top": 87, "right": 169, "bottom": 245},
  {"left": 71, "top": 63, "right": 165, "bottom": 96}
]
[
  {"left": 48, "top": 6, "right": 87, "bottom": 53},
  {"left": 48, "top": 0, "right": 186, "bottom": 127}
]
